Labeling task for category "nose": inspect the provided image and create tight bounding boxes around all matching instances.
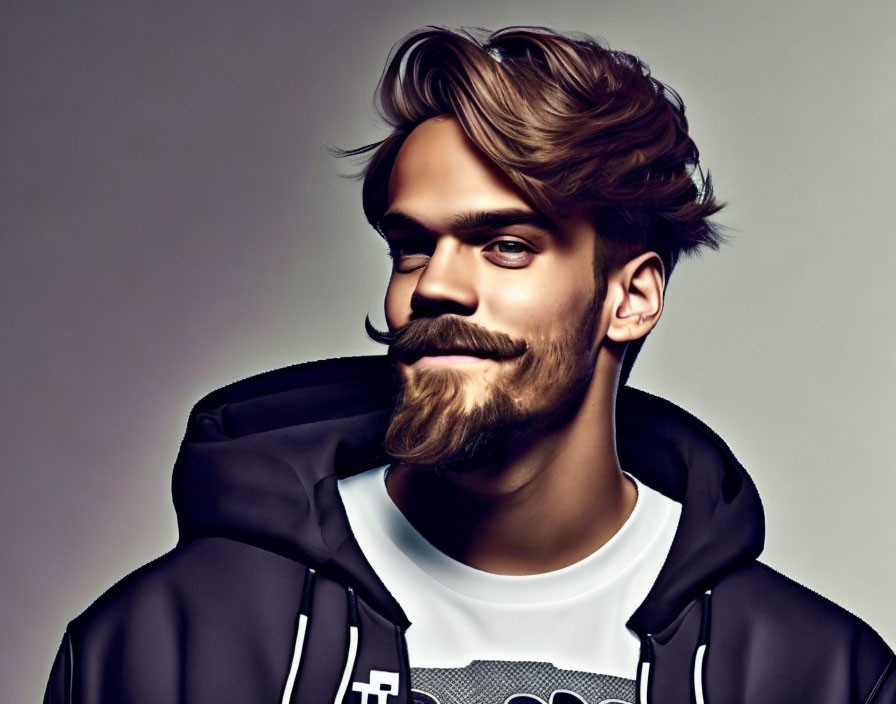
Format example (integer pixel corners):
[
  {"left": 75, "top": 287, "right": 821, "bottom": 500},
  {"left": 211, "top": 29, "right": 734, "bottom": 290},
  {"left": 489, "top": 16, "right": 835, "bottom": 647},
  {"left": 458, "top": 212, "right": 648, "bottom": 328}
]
[{"left": 410, "top": 237, "right": 478, "bottom": 318}]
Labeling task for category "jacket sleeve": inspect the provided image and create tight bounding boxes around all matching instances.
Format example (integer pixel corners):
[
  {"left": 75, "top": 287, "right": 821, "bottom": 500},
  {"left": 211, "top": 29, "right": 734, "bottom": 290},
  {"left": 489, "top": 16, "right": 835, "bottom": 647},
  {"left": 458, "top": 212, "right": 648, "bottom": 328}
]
[{"left": 43, "top": 630, "right": 72, "bottom": 704}]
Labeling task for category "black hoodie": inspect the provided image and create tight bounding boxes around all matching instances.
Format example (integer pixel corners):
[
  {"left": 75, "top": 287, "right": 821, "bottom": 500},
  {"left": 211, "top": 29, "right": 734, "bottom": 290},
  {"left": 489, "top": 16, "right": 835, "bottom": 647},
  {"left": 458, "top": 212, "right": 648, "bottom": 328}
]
[{"left": 44, "top": 355, "right": 895, "bottom": 703}]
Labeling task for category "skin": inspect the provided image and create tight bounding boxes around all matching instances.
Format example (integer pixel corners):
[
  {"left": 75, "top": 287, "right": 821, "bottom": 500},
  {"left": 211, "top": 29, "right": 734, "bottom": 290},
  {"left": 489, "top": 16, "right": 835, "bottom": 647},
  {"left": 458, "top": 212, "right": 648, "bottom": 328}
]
[{"left": 382, "top": 116, "right": 666, "bottom": 575}]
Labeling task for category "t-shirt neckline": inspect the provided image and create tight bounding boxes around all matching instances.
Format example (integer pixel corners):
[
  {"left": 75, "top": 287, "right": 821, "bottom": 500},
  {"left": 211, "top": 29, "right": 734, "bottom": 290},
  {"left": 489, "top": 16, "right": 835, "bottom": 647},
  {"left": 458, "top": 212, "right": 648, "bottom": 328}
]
[{"left": 363, "top": 464, "right": 677, "bottom": 605}]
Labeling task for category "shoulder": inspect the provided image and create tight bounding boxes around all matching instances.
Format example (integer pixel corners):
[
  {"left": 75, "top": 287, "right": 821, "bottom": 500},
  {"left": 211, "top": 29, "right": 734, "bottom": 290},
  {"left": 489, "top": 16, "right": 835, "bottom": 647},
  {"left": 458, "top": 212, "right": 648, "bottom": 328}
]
[
  {"left": 710, "top": 561, "right": 894, "bottom": 701},
  {"left": 66, "top": 538, "right": 307, "bottom": 670},
  {"left": 70, "top": 537, "right": 305, "bottom": 638},
  {"left": 717, "top": 561, "right": 888, "bottom": 641},
  {"left": 56, "top": 538, "right": 310, "bottom": 703}
]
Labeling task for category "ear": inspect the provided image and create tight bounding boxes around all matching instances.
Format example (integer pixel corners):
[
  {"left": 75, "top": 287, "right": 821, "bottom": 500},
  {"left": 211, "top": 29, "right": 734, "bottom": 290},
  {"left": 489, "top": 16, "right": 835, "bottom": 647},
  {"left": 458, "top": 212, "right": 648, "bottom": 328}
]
[{"left": 605, "top": 251, "right": 665, "bottom": 343}]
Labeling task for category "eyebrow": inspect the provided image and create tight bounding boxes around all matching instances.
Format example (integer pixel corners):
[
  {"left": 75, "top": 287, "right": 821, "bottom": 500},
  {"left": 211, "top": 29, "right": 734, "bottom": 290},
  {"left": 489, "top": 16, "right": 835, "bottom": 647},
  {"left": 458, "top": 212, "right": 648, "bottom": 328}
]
[{"left": 376, "top": 208, "right": 559, "bottom": 238}]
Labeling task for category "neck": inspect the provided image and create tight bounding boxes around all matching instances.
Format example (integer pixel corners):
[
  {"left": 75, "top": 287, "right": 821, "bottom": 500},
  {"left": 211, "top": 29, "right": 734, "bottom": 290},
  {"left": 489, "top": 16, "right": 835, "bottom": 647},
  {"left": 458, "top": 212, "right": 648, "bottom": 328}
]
[{"left": 385, "top": 348, "right": 636, "bottom": 575}]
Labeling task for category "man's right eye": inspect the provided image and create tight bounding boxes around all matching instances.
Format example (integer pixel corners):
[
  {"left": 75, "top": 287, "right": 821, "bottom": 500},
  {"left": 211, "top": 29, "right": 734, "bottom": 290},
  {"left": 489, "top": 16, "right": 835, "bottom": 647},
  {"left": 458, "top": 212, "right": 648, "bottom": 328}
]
[
  {"left": 389, "top": 251, "right": 430, "bottom": 273},
  {"left": 387, "top": 237, "right": 434, "bottom": 271}
]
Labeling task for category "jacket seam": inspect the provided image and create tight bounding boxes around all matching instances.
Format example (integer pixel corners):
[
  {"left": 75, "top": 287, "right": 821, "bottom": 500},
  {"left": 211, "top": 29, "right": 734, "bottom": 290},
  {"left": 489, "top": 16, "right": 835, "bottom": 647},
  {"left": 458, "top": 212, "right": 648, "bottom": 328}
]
[{"left": 864, "top": 657, "right": 895, "bottom": 704}]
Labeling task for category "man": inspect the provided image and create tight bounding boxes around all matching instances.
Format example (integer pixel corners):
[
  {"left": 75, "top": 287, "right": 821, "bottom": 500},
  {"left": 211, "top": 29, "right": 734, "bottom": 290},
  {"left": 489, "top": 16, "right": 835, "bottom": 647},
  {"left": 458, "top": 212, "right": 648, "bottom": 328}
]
[{"left": 45, "top": 26, "right": 893, "bottom": 704}]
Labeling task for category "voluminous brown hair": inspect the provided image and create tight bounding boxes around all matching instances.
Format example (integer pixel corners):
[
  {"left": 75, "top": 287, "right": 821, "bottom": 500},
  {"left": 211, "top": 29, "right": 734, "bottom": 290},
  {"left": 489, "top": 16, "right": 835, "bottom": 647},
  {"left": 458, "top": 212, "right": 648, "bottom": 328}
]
[{"left": 342, "top": 26, "right": 725, "bottom": 384}]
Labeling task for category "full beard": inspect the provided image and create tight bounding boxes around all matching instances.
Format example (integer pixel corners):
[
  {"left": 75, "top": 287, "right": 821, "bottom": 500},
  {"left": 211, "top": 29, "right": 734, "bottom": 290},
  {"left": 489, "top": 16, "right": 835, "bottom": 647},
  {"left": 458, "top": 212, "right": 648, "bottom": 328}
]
[{"left": 384, "top": 297, "right": 601, "bottom": 473}]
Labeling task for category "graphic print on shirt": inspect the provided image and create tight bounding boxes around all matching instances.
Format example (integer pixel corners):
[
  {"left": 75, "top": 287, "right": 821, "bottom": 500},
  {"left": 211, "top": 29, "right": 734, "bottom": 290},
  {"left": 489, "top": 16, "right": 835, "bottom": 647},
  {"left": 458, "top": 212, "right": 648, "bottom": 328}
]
[
  {"left": 406, "top": 660, "right": 635, "bottom": 704},
  {"left": 351, "top": 669, "right": 401, "bottom": 704}
]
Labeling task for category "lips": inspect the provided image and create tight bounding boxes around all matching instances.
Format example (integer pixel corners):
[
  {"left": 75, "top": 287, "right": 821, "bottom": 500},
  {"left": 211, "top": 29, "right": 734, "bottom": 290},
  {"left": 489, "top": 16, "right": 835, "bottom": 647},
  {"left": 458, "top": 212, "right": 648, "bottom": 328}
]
[
  {"left": 415, "top": 353, "right": 492, "bottom": 367},
  {"left": 404, "top": 348, "right": 494, "bottom": 365}
]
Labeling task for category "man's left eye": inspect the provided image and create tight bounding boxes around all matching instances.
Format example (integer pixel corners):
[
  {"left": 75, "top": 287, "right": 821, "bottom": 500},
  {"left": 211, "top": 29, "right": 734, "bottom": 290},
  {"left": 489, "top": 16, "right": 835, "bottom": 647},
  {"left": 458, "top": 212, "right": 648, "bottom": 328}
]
[
  {"left": 492, "top": 241, "right": 527, "bottom": 254},
  {"left": 483, "top": 240, "right": 535, "bottom": 267}
]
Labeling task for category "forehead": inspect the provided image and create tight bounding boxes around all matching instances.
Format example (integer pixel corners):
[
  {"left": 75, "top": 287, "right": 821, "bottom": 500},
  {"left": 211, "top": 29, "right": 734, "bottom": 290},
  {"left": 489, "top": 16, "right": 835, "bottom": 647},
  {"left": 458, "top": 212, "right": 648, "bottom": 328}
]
[{"left": 386, "top": 117, "right": 532, "bottom": 228}]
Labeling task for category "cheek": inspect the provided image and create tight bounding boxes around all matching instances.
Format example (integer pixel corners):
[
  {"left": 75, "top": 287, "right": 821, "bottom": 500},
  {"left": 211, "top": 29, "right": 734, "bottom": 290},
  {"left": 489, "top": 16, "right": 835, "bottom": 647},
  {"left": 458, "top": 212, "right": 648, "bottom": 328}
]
[{"left": 486, "top": 272, "right": 594, "bottom": 337}]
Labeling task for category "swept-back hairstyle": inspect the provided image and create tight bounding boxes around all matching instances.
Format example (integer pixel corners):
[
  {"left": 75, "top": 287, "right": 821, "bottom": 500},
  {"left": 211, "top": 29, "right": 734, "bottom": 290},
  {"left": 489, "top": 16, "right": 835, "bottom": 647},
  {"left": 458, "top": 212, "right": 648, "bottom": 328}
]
[{"left": 342, "top": 26, "right": 725, "bottom": 385}]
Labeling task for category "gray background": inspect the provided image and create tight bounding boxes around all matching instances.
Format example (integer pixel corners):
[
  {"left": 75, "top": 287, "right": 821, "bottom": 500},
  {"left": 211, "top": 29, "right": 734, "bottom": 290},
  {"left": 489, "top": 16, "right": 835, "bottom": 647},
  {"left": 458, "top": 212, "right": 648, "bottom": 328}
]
[{"left": 3, "top": 0, "right": 894, "bottom": 700}]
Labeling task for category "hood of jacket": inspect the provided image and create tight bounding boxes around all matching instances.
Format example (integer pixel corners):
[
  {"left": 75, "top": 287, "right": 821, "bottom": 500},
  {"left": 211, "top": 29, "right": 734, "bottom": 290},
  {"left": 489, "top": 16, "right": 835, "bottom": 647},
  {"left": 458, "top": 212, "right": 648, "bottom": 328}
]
[{"left": 171, "top": 354, "right": 764, "bottom": 636}]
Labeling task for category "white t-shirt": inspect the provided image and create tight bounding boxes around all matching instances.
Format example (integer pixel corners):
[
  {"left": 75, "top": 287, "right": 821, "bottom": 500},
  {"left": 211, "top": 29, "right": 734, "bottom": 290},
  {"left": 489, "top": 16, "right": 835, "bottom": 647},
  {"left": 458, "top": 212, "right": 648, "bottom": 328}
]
[{"left": 338, "top": 465, "right": 680, "bottom": 704}]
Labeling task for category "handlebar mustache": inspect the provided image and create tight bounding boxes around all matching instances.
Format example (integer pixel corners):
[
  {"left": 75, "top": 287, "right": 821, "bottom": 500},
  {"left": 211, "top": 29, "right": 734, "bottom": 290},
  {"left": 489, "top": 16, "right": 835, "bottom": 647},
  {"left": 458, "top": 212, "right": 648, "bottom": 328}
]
[{"left": 365, "top": 315, "right": 528, "bottom": 362}]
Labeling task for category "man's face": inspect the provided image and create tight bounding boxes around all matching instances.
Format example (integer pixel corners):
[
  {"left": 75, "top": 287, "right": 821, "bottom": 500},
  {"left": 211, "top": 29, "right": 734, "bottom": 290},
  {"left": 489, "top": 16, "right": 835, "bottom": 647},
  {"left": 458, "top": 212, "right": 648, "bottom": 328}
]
[{"left": 381, "top": 117, "right": 605, "bottom": 472}]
